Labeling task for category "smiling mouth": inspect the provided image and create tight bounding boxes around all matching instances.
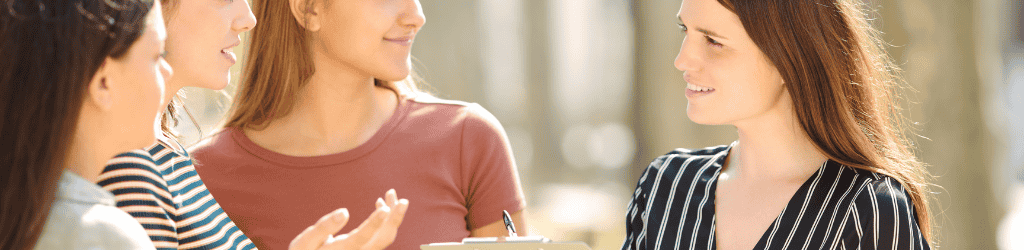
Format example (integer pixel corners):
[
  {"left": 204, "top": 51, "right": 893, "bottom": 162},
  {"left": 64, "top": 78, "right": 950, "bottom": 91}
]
[
  {"left": 384, "top": 36, "right": 414, "bottom": 45},
  {"left": 686, "top": 83, "right": 715, "bottom": 92},
  {"left": 221, "top": 40, "right": 240, "bottom": 53}
]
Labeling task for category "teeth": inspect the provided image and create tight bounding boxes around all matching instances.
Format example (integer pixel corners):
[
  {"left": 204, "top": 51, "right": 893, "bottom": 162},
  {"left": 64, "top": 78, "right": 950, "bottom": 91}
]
[{"left": 686, "top": 83, "right": 714, "bottom": 92}]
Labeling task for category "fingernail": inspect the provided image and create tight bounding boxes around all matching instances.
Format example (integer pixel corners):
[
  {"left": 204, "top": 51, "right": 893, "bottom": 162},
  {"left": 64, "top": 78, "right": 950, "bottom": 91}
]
[{"left": 334, "top": 208, "right": 347, "bottom": 222}]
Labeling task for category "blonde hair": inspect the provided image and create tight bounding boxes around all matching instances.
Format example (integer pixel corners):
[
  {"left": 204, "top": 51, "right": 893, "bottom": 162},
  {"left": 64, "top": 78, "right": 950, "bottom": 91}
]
[{"left": 223, "top": 0, "right": 419, "bottom": 130}]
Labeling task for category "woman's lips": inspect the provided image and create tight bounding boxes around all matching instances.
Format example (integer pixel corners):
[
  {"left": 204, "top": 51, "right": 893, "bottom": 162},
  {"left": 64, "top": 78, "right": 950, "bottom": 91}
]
[
  {"left": 221, "top": 48, "right": 236, "bottom": 65},
  {"left": 221, "top": 41, "right": 240, "bottom": 65},
  {"left": 685, "top": 82, "right": 715, "bottom": 98},
  {"left": 384, "top": 36, "right": 414, "bottom": 46}
]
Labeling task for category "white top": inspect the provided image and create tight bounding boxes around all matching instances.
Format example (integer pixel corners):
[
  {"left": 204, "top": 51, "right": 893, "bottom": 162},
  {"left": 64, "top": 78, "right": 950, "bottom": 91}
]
[{"left": 33, "top": 171, "right": 154, "bottom": 249}]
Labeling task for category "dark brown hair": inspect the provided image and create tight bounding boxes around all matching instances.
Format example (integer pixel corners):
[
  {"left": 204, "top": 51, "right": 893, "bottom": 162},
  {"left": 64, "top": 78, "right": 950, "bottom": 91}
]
[
  {"left": 717, "top": 0, "right": 933, "bottom": 241},
  {"left": 0, "top": 0, "right": 154, "bottom": 248},
  {"left": 224, "top": 0, "right": 419, "bottom": 129}
]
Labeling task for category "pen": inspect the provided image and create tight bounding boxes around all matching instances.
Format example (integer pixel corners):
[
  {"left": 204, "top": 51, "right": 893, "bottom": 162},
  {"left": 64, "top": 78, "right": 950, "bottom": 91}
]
[{"left": 502, "top": 210, "right": 517, "bottom": 237}]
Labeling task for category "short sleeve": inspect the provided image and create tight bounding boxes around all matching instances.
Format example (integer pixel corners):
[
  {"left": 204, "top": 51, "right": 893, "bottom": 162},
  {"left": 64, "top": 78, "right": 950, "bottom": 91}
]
[
  {"left": 840, "top": 177, "right": 930, "bottom": 250},
  {"left": 459, "top": 104, "right": 527, "bottom": 230},
  {"left": 97, "top": 149, "right": 178, "bottom": 250}
]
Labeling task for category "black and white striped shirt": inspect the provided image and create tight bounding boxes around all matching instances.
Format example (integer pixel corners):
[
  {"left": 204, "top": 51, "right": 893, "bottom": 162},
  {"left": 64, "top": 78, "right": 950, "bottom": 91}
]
[{"left": 622, "top": 143, "right": 930, "bottom": 250}]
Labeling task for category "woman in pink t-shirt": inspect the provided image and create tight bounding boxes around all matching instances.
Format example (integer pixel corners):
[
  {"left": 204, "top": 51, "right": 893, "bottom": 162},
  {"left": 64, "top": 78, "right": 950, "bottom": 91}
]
[{"left": 189, "top": 0, "right": 529, "bottom": 249}]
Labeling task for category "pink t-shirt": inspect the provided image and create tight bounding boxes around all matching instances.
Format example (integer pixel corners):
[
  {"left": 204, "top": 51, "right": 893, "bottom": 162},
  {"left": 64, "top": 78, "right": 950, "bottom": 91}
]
[{"left": 190, "top": 94, "right": 526, "bottom": 250}]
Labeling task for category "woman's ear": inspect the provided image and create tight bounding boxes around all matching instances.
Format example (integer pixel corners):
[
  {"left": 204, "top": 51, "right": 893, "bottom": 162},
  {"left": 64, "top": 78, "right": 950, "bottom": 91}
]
[
  {"left": 86, "top": 59, "right": 116, "bottom": 111},
  {"left": 289, "top": 0, "right": 323, "bottom": 31}
]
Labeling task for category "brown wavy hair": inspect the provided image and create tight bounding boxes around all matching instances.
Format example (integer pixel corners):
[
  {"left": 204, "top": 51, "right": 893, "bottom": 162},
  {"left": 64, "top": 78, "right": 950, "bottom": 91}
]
[
  {"left": 0, "top": 0, "right": 154, "bottom": 248},
  {"left": 716, "top": 0, "right": 933, "bottom": 241},
  {"left": 224, "top": 0, "right": 419, "bottom": 130}
]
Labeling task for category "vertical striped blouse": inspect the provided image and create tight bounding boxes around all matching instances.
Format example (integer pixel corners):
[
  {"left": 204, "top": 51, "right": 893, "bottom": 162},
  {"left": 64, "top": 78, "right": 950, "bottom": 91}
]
[
  {"left": 622, "top": 143, "right": 930, "bottom": 250},
  {"left": 97, "top": 141, "right": 256, "bottom": 250}
]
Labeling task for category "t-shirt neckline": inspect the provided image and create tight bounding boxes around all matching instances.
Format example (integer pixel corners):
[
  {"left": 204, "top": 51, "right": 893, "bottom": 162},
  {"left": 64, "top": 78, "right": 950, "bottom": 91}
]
[{"left": 230, "top": 94, "right": 413, "bottom": 168}]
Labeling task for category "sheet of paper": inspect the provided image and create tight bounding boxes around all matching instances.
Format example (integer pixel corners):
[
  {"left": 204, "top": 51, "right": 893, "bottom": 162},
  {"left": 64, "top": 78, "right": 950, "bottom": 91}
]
[{"left": 420, "top": 241, "right": 592, "bottom": 250}]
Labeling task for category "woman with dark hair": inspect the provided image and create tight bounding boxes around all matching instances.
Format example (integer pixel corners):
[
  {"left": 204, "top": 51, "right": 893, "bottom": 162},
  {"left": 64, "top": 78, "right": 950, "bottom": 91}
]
[
  {"left": 622, "top": 0, "right": 932, "bottom": 249},
  {"left": 0, "top": 0, "right": 169, "bottom": 248}
]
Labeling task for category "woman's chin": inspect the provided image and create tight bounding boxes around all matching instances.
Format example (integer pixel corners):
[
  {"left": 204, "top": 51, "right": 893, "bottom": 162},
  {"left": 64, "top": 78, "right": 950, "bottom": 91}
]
[
  {"left": 196, "top": 75, "right": 231, "bottom": 91},
  {"left": 377, "top": 69, "right": 410, "bottom": 82},
  {"left": 686, "top": 108, "right": 726, "bottom": 126}
]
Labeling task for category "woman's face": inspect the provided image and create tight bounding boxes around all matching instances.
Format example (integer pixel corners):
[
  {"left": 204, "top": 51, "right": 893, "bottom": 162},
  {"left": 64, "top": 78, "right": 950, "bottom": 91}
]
[
  {"left": 105, "top": 2, "right": 172, "bottom": 149},
  {"left": 674, "top": 0, "right": 790, "bottom": 126},
  {"left": 164, "top": 0, "right": 256, "bottom": 90},
  {"left": 313, "top": 0, "right": 425, "bottom": 82}
]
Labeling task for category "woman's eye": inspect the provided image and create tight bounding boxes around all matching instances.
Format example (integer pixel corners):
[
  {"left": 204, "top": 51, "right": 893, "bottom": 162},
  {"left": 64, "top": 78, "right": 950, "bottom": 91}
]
[
  {"left": 678, "top": 24, "right": 687, "bottom": 33},
  {"left": 705, "top": 36, "right": 722, "bottom": 48}
]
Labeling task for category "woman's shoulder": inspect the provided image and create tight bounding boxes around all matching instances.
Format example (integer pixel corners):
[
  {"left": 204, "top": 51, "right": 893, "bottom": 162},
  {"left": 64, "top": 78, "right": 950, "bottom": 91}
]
[
  {"left": 405, "top": 94, "right": 504, "bottom": 132},
  {"left": 408, "top": 94, "right": 492, "bottom": 116},
  {"left": 669, "top": 144, "right": 732, "bottom": 158},
  {"left": 37, "top": 174, "right": 155, "bottom": 249},
  {"left": 839, "top": 167, "right": 930, "bottom": 248},
  {"left": 102, "top": 141, "right": 184, "bottom": 174},
  {"left": 849, "top": 171, "right": 916, "bottom": 207},
  {"left": 35, "top": 201, "right": 154, "bottom": 249},
  {"left": 188, "top": 128, "right": 244, "bottom": 158},
  {"left": 645, "top": 144, "right": 731, "bottom": 170},
  {"left": 841, "top": 168, "right": 924, "bottom": 227}
]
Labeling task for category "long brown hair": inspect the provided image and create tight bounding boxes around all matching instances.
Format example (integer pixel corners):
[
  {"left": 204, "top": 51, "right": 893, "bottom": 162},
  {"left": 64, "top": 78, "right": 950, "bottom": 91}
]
[
  {"left": 224, "top": 0, "right": 419, "bottom": 130},
  {"left": 717, "top": 0, "right": 933, "bottom": 241},
  {"left": 0, "top": 0, "right": 154, "bottom": 248}
]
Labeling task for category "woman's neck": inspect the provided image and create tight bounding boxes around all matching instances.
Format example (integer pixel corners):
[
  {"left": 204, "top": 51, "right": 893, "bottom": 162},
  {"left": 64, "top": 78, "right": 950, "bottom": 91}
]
[
  {"left": 286, "top": 72, "right": 382, "bottom": 138},
  {"left": 164, "top": 79, "right": 186, "bottom": 108},
  {"left": 245, "top": 59, "right": 398, "bottom": 157},
  {"left": 65, "top": 123, "right": 118, "bottom": 183},
  {"left": 728, "top": 103, "right": 828, "bottom": 183},
  {"left": 158, "top": 81, "right": 186, "bottom": 152}
]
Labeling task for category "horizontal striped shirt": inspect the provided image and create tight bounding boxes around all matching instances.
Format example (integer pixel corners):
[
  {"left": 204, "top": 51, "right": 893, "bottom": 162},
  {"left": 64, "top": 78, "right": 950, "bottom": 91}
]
[
  {"left": 98, "top": 141, "right": 256, "bottom": 250},
  {"left": 622, "top": 143, "right": 930, "bottom": 250}
]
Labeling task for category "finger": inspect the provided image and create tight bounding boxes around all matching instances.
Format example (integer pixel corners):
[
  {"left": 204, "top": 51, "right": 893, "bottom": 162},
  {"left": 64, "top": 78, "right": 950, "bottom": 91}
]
[
  {"left": 364, "top": 199, "right": 410, "bottom": 250},
  {"left": 339, "top": 205, "right": 391, "bottom": 247},
  {"left": 289, "top": 208, "right": 349, "bottom": 250},
  {"left": 385, "top": 189, "right": 398, "bottom": 207},
  {"left": 375, "top": 197, "right": 386, "bottom": 209}
]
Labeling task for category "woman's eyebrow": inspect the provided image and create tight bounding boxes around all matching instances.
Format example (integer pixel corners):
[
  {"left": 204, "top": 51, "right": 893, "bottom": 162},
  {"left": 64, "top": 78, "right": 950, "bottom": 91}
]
[{"left": 677, "top": 14, "right": 729, "bottom": 40}]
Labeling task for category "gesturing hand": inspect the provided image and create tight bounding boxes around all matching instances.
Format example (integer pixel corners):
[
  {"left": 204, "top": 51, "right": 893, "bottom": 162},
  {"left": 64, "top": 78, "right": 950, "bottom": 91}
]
[{"left": 289, "top": 189, "right": 410, "bottom": 250}]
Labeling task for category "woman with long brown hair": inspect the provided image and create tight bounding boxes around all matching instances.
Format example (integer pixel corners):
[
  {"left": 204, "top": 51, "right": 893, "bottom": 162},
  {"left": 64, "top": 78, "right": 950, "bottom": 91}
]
[
  {"left": 189, "top": 0, "right": 528, "bottom": 249},
  {"left": 0, "top": 0, "right": 168, "bottom": 248},
  {"left": 622, "top": 0, "right": 932, "bottom": 249}
]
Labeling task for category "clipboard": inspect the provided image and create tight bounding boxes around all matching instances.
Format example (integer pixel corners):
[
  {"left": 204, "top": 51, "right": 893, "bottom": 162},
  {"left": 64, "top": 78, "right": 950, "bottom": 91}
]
[{"left": 420, "top": 236, "right": 592, "bottom": 250}]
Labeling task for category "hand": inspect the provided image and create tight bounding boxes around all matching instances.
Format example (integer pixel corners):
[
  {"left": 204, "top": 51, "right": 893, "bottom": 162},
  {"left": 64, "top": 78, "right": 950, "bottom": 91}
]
[{"left": 289, "top": 189, "right": 410, "bottom": 250}]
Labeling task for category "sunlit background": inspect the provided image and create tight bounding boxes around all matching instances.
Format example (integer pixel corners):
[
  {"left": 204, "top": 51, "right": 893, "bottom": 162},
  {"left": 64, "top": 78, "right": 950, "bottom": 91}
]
[{"left": 173, "top": 0, "right": 1024, "bottom": 249}]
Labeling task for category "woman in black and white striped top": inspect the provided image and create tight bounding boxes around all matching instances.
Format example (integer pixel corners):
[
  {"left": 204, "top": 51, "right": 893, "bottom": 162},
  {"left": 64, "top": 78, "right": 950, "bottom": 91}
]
[{"left": 622, "top": 0, "right": 933, "bottom": 249}]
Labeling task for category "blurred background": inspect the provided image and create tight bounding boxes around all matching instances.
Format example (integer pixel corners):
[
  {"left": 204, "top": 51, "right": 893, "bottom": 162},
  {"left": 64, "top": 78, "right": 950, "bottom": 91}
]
[{"left": 173, "top": 0, "right": 1024, "bottom": 249}]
